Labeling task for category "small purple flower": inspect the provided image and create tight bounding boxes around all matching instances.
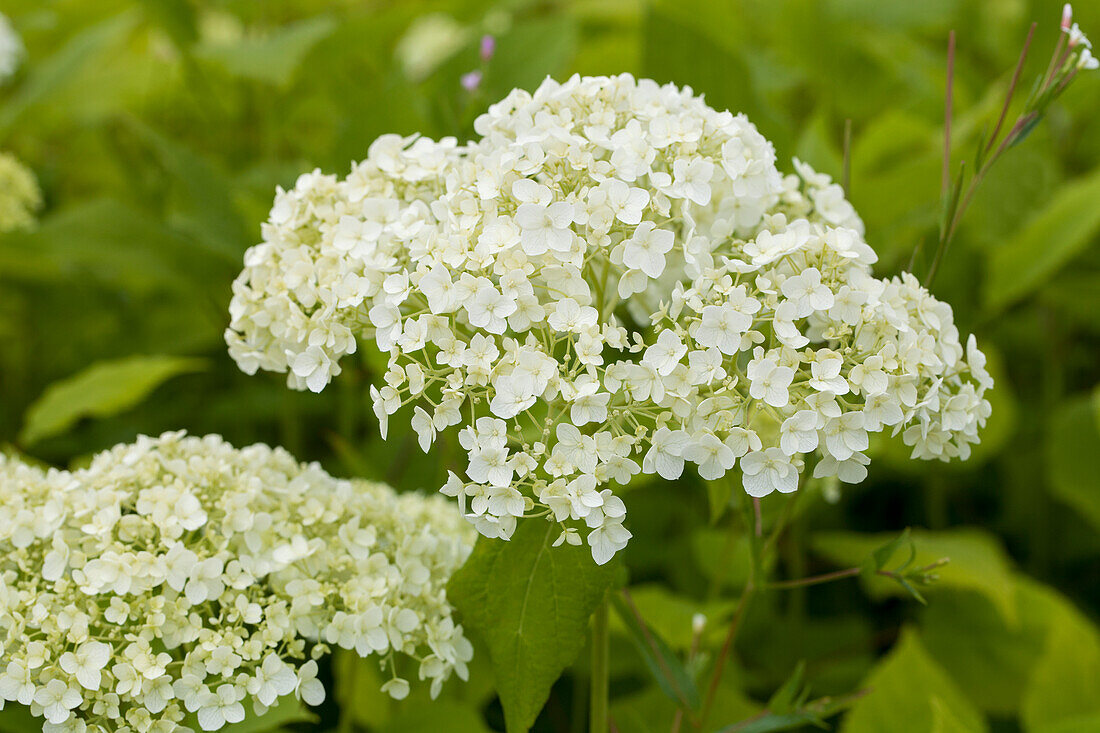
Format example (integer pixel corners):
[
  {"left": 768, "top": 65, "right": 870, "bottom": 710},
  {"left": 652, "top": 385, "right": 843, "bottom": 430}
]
[
  {"left": 461, "top": 70, "right": 483, "bottom": 92},
  {"left": 480, "top": 35, "right": 496, "bottom": 63}
]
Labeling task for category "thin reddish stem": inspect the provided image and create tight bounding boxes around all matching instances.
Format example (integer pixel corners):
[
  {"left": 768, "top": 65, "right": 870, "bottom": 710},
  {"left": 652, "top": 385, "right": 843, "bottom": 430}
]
[
  {"left": 987, "top": 22, "right": 1037, "bottom": 157},
  {"left": 943, "top": 30, "right": 956, "bottom": 197}
]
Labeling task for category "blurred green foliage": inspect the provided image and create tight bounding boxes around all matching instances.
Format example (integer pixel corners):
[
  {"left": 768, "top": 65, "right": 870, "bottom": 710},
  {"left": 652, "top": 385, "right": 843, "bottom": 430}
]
[{"left": 1, "top": 0, "right": 1099, "bottom": 731}]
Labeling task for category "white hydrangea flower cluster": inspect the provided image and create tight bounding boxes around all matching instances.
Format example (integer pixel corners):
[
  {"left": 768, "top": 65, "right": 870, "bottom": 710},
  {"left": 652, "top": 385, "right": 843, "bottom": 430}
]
[
  {"left": 0, "top": 432, "right": 474, "bottom": 732},
  {"left": 226, "top": 74, "right": 992, "bottom": 565},
  {"left": 0, "top": 12, "right": 23, "bottom": 85},
  {"left": 0, "top": 151, "right": 42, "bottom": 232}
]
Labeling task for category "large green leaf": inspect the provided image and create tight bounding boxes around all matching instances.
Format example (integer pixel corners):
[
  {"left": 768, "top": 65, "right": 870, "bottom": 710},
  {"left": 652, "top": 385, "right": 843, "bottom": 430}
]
[
  {"left": 920, "top": 578, "right": 1080, "bottom": 716},
  {"left": 840, "top": 629, "right": 987, "bottom": 733},
  {"left": 448, "top": 521, "right": 620, "bottom": 732},
  {"left": 810, "top": 528, "right": 1016, "bottom": 622},
  {"left": 20, "top": 355, "right": 206, "bottom": 446},
  {"left": 1045, "top": 393, "right": 1100, "bottom": 532},
  {"left": 196, "top": 16, "right": 337, "bottom": 86},
  {"left": 984, "top": 166, "right": 1100, "bottom": 312},
  {"left": 1021, "top": 597, "right": 1100, "bottom": 733}
]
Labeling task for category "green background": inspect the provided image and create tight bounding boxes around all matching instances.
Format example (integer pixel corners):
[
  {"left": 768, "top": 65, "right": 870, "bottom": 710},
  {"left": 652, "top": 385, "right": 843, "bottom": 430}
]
[{"left": 1, "top": 0, "right": 1099, "bottom": 731}]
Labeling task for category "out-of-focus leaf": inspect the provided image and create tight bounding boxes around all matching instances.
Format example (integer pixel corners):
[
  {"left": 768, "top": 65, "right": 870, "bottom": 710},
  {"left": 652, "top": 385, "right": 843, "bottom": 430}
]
[
  {"left": 379, "top": 700, "right": 491, "bottom": 733},
  {"left": 811, "top": 528, "right": 1016, "bottom": 622},
  {"left": 20, "top": 355, "right": 206, "bottom": 446},
  {"left": 125, "top": 121, "right": 251, "bottom": 261},
  {"left": 0, "top": 12, "right": 137, "bottom": 133},
  {"left": 795, "top": 113, "right": 843, "bottom": 182},
  {"left": 485, "top": 15, "right": 578, "bottom": 98},
  {"left": 610, "top": 584, "right": 735, "bottom": 650},
  {"left": 1045, "top": 393, "right": 1100, "bottom": 532},
  {"left": 448, "top": 520, "right": 619, "bottom": 733},
  {"left": 690, "top": 528, "right": 754, "bottom": 592},
  {"left": 641, "top": 0, "right": 788, "bottom": 149},
  {"left": 1021, "top": 597, "right": 1100, "bottom": 732},
  {"left": 921, "top": 577, "right": 1089, "bottom": 717},
  {"left": 0, "top": 703, "right": 41, "bottom": 732},
  {"left": 140, "top": 0, "right": 198, "bottom": 49},
  {"left": 840, "top": 629, "right": 986, "bottom": 732},
  {"left": 197, "top": 16, "right": 337, "bottom": 86},
  {"left": 985, "top": 166, "right": 1100, "bottom": 312},
  {"left": 0, "top": 199, "right": 232, "bottom": 296},
  {"left": 612, "top": 678, "right": 759, "bottom": 733},
  {"left": 610, "top": 592, "right": 701, "bottom": 711}
]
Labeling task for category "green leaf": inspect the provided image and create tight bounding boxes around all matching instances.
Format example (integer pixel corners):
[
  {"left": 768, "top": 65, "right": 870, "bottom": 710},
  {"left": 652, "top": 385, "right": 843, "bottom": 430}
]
[
  {"left": 766, "top": 661, "right": 808, "bottom": 715},
  {"left": 612, "top": 679, "right": 760, "bottom": 733},
  {"left": 718, "top": 690, "right": 865, "bottom": 733},
  {"left": 0, "top": 12, "right": 137, "bottom": 133},
  {"left": 868, "top": 527, "right": 913, "bottom": 573},
  {"left": 609, "top": 584, "right": 736, "bottom": 651},
  {"left": 840, "top": 630, "right": 987, "bottom": 733},
  {"left": 705, "top": 477, "right": 734, "bottom": 523},
  {"left": 641, "top": 0, "right": 786, "bottom": 150},
  {"left": 139, "top": 0, "right": 199, "bottom": 49},
  {"left": 610, "top": 593, "right": 701, "bottom": 711},
  {"left": 448, "top": 521, "right": 620, "bottom": 732},
  {"left": 1045, "top": 394, "right": 1100, "bottom": 532},
  {"left": 0, "top": 199, "right": 234, "bottom": 295},
  {"left": 985, "top": 166, "right": 1100, "bottom": 312},
  {"left": 484, "top": 16, "right": 578, "bottom": 99},
  {"left": 20, "top": 355, "right": 206, "bottom": 445},
  {"left": 197, "top": 16, "right": 337, "bottom": 86},
  {"left": 921, "top": 577, "right": 1089, "bottom": 717},
  {"left": 0, "top": 704, "right": 43, "bottom": 733},
  {"left": 1021, "top": 595, "right": 1100, "bottom": 732},
  {"left": 124, "top": 120, "right": 251, "bottom": 261},
  {"left": 811, "top": 528, "right": 1016, "bottom": 623},
  {"left": 379, "top": 700, "right": 491, "bottom": 733}
]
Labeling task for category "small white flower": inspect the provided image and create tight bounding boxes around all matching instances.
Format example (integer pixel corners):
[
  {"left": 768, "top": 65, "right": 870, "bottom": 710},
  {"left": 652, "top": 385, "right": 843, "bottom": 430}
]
[
  {"left": 622, "top": 222, "right": 675, "bottom": 278},
  {"left": 741, "top": 448, "right": 798, "bottom": 497},
  {"left": 59, "top": 641, "right": 111, "bottom": 691}
]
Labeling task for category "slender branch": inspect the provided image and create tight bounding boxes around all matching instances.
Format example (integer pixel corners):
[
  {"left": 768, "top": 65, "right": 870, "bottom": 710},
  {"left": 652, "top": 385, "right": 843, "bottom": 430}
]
[
  {"left": 986, "top": 22, "right": 1037, "bottom": 157},
  {"left": 697, "top": 581, "right": 754, "bottom": 728},
  {"left": 768, "top": 561, "right": 949, "bottom": 590},
  {"left": 768, "top": 567, "right": 861, "bottom": 589}
]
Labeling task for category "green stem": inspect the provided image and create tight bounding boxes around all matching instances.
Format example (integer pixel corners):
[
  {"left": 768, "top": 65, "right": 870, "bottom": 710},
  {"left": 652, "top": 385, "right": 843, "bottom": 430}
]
[{"left": 590, "top": 599, "right": 610, "bottom": 733}]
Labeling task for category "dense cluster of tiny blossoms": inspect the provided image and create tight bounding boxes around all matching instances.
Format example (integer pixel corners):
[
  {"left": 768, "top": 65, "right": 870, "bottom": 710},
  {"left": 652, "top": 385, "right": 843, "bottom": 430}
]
[
  {"left": 0, "top": 13, "right": 22, "bottom": 84},
  {"left": 0, "top": 152, "right": 42, "bottom": 232},
  {"left": 226, "top": 74, "right": 993, "bottom": 565},
  {"left": 0, "top": 432, "right": 474, "bottom": 732}
]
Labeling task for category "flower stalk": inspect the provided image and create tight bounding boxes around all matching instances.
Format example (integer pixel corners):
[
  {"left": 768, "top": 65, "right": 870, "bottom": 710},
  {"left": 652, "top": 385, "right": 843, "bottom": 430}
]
[{"left": 925, "top": 4, "right": 1096, "bottom": 285}]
